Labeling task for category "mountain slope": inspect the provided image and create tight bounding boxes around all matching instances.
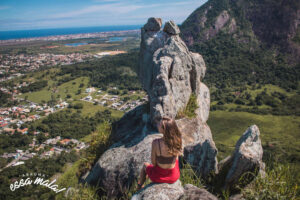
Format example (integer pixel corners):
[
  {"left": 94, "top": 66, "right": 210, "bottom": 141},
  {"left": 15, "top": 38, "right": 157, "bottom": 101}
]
[
  {"left": 180, "top": 0, "right": 300, "bottom": 64},
  {"left": 179, "top": 0, "right": 300, "bottom": 116}
]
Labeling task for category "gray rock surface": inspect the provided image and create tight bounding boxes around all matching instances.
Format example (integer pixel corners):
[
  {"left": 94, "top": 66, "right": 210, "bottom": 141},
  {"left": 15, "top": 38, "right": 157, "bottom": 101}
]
[
  {"left": 229, "top": 194, "right": 245, "bottom": 200},
  {"left": 225, "top": 125, "right": 265, "bottom": 188},
  {"left": 163, "top": 20, "right": 180, "bottom": 35},
  {"left": 143, "top": 17, "right": 162, "bottom": 32},
  {"left": 139, "top": 18, "right": 206, "bottom": 123},
  {"left": 81, "top": 105, "right": 158, "bottom": 198},
  {"left": 177, "top": 117, "right": 218, "bottom": 177},
  {"left": 179, "top": 184, "right": 218, "bottom": 200},
  {"left": 82, "top": 105, "right": 218, "bottom": 198},
  {"left": 131, "top": 180, "right": 184, "bottom": 200},
  {"left": 195, "top": 82, "right": 210, "bottom": 123}
]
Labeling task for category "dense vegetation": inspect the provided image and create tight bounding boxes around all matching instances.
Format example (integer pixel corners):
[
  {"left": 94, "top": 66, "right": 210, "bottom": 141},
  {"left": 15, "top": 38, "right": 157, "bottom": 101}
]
[
  {"left": 19, "top": 80, "right": 48, "bottom": 93},
  {"left": 0, "top": 90, "right": 12, "bottom": 107},
  {"left": 191, "top": 31, "right": 299, "bottom": 91},
  {"left": 57, "top": 51, "right": 141, "bottom": 91},
  {"left": 179, "top": 0, "right": 300, "bottom": 117},
  {"left": 0, "top": 132, "right": 32, "bottom": 154},
  {"left": 29, "top": 108, "right": 116, "bottom": 140}
]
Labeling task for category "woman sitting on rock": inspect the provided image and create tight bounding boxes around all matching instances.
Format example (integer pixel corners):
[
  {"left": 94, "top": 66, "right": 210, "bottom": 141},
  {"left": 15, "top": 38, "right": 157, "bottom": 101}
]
[{"left": 137, "top": 116, "right": 183, "bottom": 189}]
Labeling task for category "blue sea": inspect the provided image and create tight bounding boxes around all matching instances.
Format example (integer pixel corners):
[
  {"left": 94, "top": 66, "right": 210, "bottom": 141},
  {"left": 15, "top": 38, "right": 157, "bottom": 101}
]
[{"left": 0, "top": 25, "right": 142, "bottom": 40}]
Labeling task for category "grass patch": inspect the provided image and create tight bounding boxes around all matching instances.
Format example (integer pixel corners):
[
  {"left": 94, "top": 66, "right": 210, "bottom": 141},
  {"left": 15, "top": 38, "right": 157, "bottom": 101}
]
[
  {"left": 176, "top": 93, "right": 199, "bottom": 119},
  {"left": 180, "top": 159, "right": 205, "bottom": 188},
  {"left": 70, "top": 100, "right": 123, "bottom": 119},
  {"left": 208, "top": 110, "right": 300, "bottom": 164},
  {"left": 241, "top": 162, "right": 299, "bottom": 199},
  {"left": 20, "top": 76, "right": 90, "bottom": 104}
]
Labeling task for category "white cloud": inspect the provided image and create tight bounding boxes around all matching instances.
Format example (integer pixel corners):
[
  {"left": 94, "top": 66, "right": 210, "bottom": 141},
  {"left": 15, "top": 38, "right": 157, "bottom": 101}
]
[{"left": 50, "top": 3, "right": 143, "bottom": 19}]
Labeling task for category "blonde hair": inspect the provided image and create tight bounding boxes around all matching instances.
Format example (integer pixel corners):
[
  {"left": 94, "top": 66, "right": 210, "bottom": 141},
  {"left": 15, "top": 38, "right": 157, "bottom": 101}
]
[{"left": 159, "top": 116, "right": 183, "bottom": 156}]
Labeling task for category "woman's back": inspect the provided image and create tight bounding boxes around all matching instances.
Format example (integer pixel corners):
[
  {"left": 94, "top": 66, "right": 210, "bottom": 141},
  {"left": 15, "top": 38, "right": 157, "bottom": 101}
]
[{"left": 155, "top": 138, "right": 178, "bottom": 169}]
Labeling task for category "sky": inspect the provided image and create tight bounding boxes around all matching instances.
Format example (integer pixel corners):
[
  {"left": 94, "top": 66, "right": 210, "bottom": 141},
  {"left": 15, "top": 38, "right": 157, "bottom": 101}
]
[{"left": 0, "top": 0, "right": 208, "bottom": 31}]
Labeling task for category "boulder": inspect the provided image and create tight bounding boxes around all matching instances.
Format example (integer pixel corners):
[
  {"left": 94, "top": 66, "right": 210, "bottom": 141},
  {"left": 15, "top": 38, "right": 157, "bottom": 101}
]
[
  {"left": 143, "top": 17, "right": 162, "bottom": 32},
  {"left": 131, "top": 180, "right": 184, "bottom": 200},
  {"left": 163, "top": 20, "right": 180, "bottom": 35},
  {"left": 225, "top": 125, "right": 265, "bottom": 188},
  {"left": 179, "top": 184, "right": 218, "bottom": 200}
]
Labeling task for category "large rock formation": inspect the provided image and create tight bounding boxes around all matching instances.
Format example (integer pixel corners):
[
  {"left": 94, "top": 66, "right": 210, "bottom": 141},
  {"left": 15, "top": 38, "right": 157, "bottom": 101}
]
[
  {"left": 81, "top": 17, "right": 264, "bottom": 199},
  {"left": 81, "top": 18, "right": 218, "bottom": 199},
  {"left": 139, "top": 18, "right": 207, "bottom": 124}
]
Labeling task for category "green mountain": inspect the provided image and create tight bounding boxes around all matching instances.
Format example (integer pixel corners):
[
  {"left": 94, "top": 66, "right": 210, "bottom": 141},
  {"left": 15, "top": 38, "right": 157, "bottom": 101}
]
[{"left": 179, "top": 0, "right": 300, "bottom": 116}]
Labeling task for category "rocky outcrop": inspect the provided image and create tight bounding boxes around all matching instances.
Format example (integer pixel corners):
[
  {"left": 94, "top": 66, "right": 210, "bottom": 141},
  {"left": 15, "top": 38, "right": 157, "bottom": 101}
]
[
  {"left": 139, "top": 17, "right": 218, "bottom": 177},
  {"left": 81, "top": 105, "right": 158, "bottom": 197},
  {"left": 131, "top": 180, "right": 184, "bottom": 200},
  {"left": 216, "top": 125, "right": 265, "bottom": 190},
  {"left": 81, "top": 18, "right": 218, "bottom": 198},
  {"left": 82, "top": 17, "right": 265, "bottom": 199},
  {"left": 225, "top": 125, "right": 265, "bottom": 188},
  {"left": 203, "top": 10, "right": 231, "bottom": 40},
  {"left": 81, "top": 105, "right": 218, "bottom": 198},
  {"left": 139, "top": 18, "right": 207, "bottom": 123},
  {"left": 143, "top": 17, "right": 162, "bottom": 32},
  {"left": 179, "top": 184, "right": 218, "bottom": 200}
]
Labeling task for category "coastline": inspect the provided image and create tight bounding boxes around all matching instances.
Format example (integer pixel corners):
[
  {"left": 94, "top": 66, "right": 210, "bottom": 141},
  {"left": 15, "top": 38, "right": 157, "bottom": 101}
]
[{"left": 0, "top": 29, "right": 140, "bottom": 45}]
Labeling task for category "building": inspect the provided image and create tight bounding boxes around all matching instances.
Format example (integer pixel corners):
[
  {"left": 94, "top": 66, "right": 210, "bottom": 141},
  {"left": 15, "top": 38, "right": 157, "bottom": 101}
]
[{"left": 85, "top": 87, "right": 96, "bottom": 93}]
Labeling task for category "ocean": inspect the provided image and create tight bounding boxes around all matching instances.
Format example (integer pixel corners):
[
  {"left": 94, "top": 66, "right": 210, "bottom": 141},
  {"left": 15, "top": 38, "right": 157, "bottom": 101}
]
[{"left": 0, "top": 25, "right": 142, "bottom": 40}]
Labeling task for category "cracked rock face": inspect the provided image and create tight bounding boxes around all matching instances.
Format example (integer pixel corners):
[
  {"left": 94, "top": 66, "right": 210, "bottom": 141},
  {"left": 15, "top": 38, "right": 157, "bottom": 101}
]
[
  {"left": 225, "top": 125, "right": 265, "bottom": 188},
  {"left": 177, "top": 117, "right": 218, "bottom": 177},
  {"left": 139, "top": 17, "right": 207, "bottom": 124}
]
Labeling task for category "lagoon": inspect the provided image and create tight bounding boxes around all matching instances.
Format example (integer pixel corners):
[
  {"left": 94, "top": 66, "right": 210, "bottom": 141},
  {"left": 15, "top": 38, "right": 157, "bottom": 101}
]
[
  {"left": 64, "top": 42, "right": 88, "bottom": 47},
  {"left": 108, "top": 37, "right": 125, "bottom": 42}
]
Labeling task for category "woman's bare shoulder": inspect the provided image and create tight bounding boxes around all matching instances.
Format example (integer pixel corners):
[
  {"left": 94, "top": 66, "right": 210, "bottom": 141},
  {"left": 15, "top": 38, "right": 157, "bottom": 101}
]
[
  {"left": 152, "top": 137, "right": 162, "bottom": 149},
  {"left": 152, "top": 137, "right": 163, "bottom": 143}
]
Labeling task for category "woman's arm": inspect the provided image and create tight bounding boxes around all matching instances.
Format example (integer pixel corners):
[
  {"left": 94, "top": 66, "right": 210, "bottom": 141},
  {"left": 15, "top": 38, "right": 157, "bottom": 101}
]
[{"left": 151, "top": 139, "right": 157, "bottom": 166}]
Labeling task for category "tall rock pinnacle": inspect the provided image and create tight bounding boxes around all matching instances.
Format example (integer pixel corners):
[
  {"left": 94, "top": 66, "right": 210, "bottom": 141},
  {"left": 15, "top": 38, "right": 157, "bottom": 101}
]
[{"left": 138, "top": 18, "right": 207, "bottom": 124}]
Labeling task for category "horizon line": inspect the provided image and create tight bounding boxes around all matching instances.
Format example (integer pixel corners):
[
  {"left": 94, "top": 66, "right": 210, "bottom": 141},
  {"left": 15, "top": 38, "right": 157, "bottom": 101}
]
[{"left": 0, "top": 24, "right": 146, "bottom": 32}]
